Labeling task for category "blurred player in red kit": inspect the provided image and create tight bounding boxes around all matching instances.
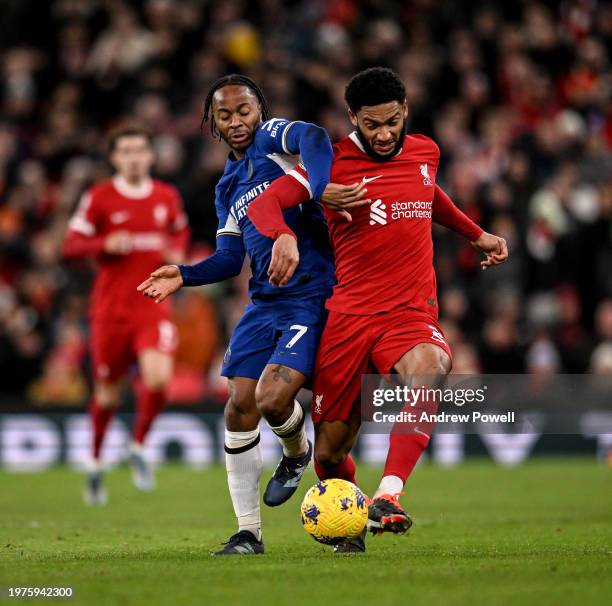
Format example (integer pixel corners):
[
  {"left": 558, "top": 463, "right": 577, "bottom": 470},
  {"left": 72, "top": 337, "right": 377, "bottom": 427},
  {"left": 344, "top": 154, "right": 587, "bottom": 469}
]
[
  {"left": 63, "top": 123, "right": 189, "bottom": 505},
  {"left": 247, "top": 67, "right": 508, "bottom": 552}
]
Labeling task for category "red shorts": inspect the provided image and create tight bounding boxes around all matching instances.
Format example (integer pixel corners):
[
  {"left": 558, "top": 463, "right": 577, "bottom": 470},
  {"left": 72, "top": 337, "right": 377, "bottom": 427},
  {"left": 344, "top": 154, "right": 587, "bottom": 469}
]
[
  {"left": 311, "top": 307, "right": 451, "bottom": 424},
  {"left": 91, "top": 317, "right": 177, "bottom": 382}
]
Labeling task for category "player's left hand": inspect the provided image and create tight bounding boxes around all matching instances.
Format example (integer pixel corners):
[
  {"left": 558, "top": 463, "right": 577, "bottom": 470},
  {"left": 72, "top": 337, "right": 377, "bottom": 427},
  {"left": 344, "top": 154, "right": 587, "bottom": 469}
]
[
  {"left": 268, "top": 233, "right": 299, "bottom": 287},
  {"left": 321, "top": 182, "right": 371, "bottom": 222},
  {"left": 471, "top": 232, "right": 508, "bottom": 270}
]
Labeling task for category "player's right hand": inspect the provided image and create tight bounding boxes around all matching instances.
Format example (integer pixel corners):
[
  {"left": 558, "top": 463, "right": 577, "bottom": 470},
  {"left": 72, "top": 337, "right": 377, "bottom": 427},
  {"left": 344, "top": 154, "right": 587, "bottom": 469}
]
[
  {"left": 137, "top": 265, "right": 183, "bottom": 303},
  {"left": 268, "top": 233, "right": 299, "bottom": 287},
  {"left": 321, "top": 182, "right": 371, "bottom": 222},
  {"left": 104, "top": 231, "right": 133, "bottom": 255}
]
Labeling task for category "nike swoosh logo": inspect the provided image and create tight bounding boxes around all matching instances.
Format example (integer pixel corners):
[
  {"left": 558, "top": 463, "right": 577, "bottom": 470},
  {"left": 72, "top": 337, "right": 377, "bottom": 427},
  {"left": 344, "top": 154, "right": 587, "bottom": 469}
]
[
  {"left": 110, "top": 212, "right": 130, "bottom": 224},
  {"left": 362, "top": 175, "right": 383, "bottom": 184}
]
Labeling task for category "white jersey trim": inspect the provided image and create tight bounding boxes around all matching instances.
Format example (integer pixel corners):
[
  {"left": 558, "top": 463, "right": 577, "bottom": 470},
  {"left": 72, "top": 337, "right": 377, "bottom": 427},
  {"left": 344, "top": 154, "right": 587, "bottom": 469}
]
[
  {"left": 266, "top": 152, "right": 301, "bottom": 174},
  {"left": 216, "top": 211, "right": 242, "bottom": 237},
  {"left": 68, "top": 192, "right": 96, "bottom": 236},
  {"left": 287, "top": 169, "right": 313, "bottom": 198},
  {"left": 267, "top": 152, "right": 312, "bottom": 198},
  {"left": 348, "top": 130, "right": 404, "bottom": 157},
  {"left": 282, "top": 121, "right": 297, "bottom": 154},
  {"left": 348, "top": 131, "right": 366, "bottom": 153},
  {"left": 68, "top": 215, "right": 96, "bottom": 236}
]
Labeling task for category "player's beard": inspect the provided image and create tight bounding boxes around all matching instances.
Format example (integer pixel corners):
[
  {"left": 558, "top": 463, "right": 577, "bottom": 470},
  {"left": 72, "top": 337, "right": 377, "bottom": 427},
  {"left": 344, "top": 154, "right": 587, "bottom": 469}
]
[
  {"left": 220, "top": 127, "right": 255, "bottom": 156},
  {"left": 220, "top": 119, "right": 262, "bottom": 156},
  {"left": 355, "top": 119, "right": 407, "bottom": 162}
]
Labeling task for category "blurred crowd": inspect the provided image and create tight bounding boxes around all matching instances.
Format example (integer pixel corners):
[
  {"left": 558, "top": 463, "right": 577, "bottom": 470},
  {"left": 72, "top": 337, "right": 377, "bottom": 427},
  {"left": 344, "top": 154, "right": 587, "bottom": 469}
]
[{"left": 0, "top": 0, "right": 611, "bottom": 406}]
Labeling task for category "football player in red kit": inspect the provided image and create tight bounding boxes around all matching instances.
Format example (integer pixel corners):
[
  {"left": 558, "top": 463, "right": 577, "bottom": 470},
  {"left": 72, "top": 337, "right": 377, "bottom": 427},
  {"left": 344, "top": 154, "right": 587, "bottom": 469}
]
[
  {"left": 63, "top": 123, "right": 189, "bottom": 505},
  {"left": 247, "top": 67, "right": 508, "bottom": 552}
]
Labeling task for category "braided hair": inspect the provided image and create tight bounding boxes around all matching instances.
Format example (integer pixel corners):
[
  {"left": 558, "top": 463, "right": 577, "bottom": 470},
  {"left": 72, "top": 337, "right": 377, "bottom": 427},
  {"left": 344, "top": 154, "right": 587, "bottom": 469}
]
[{"left": 202, "top": 74, "right": 270, "bottom": 138}]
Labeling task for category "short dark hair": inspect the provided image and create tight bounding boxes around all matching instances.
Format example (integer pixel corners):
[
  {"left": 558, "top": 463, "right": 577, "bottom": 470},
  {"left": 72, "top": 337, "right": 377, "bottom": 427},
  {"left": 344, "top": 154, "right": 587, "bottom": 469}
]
[
  {"left": 202, "top": 74, "right": 270, "bottom": 138},
  {"left": 345, "top": 67, "right": 406, "bottom": 113},
  {"left": 107, "top": 122, "right": 154, "bottom": 153}
]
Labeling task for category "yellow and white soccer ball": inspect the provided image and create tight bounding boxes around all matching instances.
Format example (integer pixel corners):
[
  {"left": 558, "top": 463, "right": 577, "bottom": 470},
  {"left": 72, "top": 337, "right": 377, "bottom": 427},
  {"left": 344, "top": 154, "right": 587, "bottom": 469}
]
[{"left": 300, "top": 479, "right": 368, "bottom": 545}]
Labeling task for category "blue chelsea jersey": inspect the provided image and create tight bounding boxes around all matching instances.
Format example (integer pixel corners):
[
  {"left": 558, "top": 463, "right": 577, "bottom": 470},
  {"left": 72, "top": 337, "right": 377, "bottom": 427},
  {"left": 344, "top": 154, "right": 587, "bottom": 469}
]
[{"left": 214, "top": 119, "right": 336, "bottom": 299}]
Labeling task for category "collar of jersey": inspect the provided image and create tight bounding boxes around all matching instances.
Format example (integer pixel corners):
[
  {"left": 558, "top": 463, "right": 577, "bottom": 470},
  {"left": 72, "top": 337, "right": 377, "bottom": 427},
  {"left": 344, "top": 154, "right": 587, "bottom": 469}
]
[
  {"left": 112, "top": 175, "right": 153, "bottom": 199},
  {"left": 227, "top": 143, "right": 255, "bottom": 163}
]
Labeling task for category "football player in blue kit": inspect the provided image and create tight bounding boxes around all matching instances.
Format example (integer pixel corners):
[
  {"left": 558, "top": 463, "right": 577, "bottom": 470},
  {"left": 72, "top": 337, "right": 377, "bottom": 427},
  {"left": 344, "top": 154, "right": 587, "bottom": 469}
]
[{"left": 138, "top": 75, "right": 368, "bottom": 555}]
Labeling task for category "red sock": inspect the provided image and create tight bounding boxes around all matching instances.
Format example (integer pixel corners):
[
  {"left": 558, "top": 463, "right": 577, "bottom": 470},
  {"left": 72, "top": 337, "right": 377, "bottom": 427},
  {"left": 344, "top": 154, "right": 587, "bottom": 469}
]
[
  {"left": 133, "top": 383, "right": 166, "bottom": 444},
  {"left": 382, "top": 432, "right": 430, "bottom": 484},
  {"left": 314, "top": 454, "right": 357, "bottom": 484},
  {"left": 90, "top": 399, "right": 116, "bottom": 460}
]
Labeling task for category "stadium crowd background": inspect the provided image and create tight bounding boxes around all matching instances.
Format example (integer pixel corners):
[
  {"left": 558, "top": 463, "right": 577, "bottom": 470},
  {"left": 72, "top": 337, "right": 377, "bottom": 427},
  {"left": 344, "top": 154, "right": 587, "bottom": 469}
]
[{"left": 0, "top": 0, "right": 610, "bottom": 407}]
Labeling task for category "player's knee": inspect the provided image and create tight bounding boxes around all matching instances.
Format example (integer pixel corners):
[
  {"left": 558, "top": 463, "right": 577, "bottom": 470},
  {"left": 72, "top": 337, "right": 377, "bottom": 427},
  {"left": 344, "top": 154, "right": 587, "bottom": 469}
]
[
  {"left": 396, "top": 345, "right": 451, "bottom": 378},
  {"left": 254, "top": 382, "right": 288, "bottom": 420},
  {"left": 433, "top": 350, "right": 452, "bottom": 376},
  {"left": 139, "top": 355, "right": 173, "bottom": 391},
  {"left": 94, "top": 385, "right": 121, "bottom": 409},
  {"left": 314, "top": 446, "right": 346, "bottom": 469},
  {"left": 426, "top": 355, "right": 450, "bottom": 377},
  {"left": 140, "top": 373, "right": 169, "bottom": 392},
  {"left": 226, "top": 386, "right": 256, "bottom": 418}
]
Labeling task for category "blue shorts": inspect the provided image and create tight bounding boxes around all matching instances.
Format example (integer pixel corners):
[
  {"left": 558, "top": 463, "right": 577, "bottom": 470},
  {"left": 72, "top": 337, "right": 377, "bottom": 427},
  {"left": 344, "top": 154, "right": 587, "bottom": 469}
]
[{"left": 221, "top": 294, "right": 329, "bottom": 382}]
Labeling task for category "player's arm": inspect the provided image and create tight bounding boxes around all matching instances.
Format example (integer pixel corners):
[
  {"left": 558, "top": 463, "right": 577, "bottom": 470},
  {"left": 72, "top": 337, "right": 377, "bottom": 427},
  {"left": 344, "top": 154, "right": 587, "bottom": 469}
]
[
  {"left": 178, "top": 234, "right": 245, "bottom": 286},
  {"left": 137, "top": 235, "right": 245, "bottom": 303},
  {"left": 63, "top": 231, "right": 106, "bottom": 259},
  {"left": 138, "top": 193, "right": 246, "bottom": 303},
  {"left": 247, "top": 173, "right": 307, "bottom": 240},
  {"left": 281, "top": 121, "right": 370, "bottom": 210},
  {"left": 259, "top": 119, "right": 369, "bottom": 213},
  {"left": 260, "top": 119, "right": 332, "bottom": 201},
  {"left": 246, "top": 173, "right": 308, "bottom": 287},
  {"left": 63, "top": 191, "right": 132, "bottom": 259},
  {"left": 283, "top": 122, "right": 368, "bottom": 209},
  {"left": 247, "top": 170, "right": 368, "bottom": 286},
  {"left": 433, "top": 184, "right": 508, "bottom": 270},
  {"left": 164, "top": 187, "right": 191, "bottom": 265}
]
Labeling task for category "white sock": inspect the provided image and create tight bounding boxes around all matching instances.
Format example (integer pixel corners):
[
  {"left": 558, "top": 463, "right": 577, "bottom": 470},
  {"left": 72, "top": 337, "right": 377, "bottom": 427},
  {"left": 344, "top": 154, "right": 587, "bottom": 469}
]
[
  {"left": 86, "top": 458, "right": 103, "bottom": 473},
  {"left": 129, "top": 441, "right": 143, "bottom": 456},
  {"left": 374, "top": 475, "right": 404, "bottom": 499},
  {"left": 225, "top": 429, "right": 262, "bottom": 541},
  {"left": 269, "top": 400, "right": 308, "bottom": 458}
]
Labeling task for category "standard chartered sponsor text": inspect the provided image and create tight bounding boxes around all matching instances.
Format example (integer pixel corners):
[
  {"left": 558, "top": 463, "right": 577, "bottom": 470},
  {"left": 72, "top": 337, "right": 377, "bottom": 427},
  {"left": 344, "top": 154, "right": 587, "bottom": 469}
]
[{"left": 391, "top": 200, "right": 433, "bottom": 219}]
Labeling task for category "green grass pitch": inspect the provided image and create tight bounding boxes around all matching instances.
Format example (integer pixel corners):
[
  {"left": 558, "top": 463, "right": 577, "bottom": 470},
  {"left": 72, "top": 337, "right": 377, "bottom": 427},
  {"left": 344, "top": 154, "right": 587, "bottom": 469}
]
[{"left": 1, "top": 459, "right": 611, "bottom": 605}]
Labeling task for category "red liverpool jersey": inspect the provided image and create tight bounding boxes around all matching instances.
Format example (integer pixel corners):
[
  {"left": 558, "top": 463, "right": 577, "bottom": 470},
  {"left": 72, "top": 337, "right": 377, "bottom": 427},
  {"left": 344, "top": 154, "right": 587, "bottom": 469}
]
[
  {"left": 324, "top": 132, "right": 440, "bottom": 316},
  {"left": 64, "top": 176, "right": 189, "bottom": 323}
]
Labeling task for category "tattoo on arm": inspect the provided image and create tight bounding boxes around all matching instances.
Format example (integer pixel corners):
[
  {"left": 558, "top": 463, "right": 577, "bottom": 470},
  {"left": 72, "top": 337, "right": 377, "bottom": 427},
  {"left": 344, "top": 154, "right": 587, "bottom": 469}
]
[{"left": 271, "top": 365, "right": 293, "bottom": 384}]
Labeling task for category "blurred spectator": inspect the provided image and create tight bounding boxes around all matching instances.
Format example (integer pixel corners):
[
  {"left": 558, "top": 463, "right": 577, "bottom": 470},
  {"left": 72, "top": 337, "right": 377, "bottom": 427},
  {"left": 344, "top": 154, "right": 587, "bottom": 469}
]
[
  {"left": 590, "top": 342, "right": 612, "bottom": 374},
  {"left": 87, "top": 7, "right": 160, "bottom": 78}
]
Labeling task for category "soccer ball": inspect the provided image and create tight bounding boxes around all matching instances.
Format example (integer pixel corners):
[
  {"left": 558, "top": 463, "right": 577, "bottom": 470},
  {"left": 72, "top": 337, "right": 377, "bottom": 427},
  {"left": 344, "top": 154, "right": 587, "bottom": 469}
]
[{"left": 300, "top": 479, "right": 368, "bottom": 545}]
